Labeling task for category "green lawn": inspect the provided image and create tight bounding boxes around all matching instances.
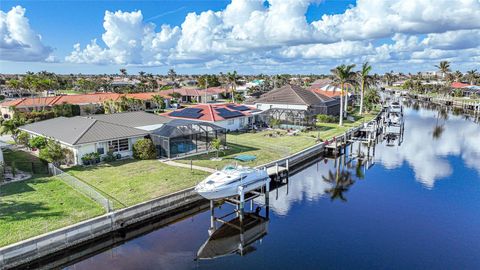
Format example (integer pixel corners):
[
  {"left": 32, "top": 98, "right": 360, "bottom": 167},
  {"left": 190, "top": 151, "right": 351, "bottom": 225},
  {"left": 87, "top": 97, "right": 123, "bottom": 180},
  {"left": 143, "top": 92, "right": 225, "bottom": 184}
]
[
  {"left": 177, "top": 110, "right": 380, "bottom": 169},
  {"left": 176, "top": 130, "right": 318, "bottom": 170},
  {"left": 0, "top": 177, "right": 105, "bottom": 247},
  {"left": 66, "top": 159, "right": 210, "bottom": 208},
  {"left": 2, "top": 148, "right": 48, "bottom": 174}
]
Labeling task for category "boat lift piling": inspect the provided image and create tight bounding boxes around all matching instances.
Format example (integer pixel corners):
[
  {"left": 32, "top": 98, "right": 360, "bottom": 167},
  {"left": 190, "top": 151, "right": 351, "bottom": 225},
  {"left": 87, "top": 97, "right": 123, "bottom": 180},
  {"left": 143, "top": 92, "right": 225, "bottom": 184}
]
[{"left": 208, "top": 177, "right": 271, "bottom": 236}]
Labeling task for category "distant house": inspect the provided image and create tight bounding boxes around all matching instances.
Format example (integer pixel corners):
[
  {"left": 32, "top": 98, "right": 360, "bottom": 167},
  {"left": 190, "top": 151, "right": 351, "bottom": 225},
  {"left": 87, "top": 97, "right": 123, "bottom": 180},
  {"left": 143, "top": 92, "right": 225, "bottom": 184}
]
[
  {"left": 19, "top": 111, "right": 226, "bottom": 163},
  {"left": 253, "top": 84, "right": 340, "bottom": 126},
  {"left": 158, "top": 87, "right": 228, "bottom": 104},
  {"left": 451, "top": 82, "right": 480, "bottom": 96},
  {"left": 308, "top": 78, "right": 354, "bottom": 98},
  {"left": 163, "top": 103, "right": 263, "bottom": 131},
  {"left": 0, "top": 92, "right": 171, "bottom": 119}
]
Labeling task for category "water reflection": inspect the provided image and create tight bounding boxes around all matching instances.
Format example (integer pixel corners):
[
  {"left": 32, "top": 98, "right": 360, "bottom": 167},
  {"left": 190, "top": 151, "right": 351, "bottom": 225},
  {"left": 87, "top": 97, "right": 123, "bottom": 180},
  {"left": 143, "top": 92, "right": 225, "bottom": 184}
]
[
  {"left": 197, "top": 212, "right": 268, "bottom": 260},
  {"left": 375, "top": 100, "right": 480, "bottom": 189}
]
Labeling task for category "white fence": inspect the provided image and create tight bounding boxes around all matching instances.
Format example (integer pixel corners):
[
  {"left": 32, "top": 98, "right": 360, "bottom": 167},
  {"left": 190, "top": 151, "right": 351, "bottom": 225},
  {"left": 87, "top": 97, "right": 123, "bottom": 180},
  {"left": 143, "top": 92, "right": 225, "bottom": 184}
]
[{"left": 50, "top": 164, "right": 113, "bottom": 212}]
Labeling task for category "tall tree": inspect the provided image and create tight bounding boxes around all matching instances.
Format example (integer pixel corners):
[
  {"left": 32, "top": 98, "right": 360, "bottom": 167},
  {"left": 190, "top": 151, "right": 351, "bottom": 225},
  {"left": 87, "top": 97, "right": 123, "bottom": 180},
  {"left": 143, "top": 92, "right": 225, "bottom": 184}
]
[
  {"left": 357, "top": 62, "right": 372, "bottom": 115},
  {"left": 120, "top": 68, "right": 128, "bottom": 77},
  {"left": 435, "top": 61, "right": 451, "bottom": 79},
  {"left": 466, "top": 69, "right": 478, "bottom": 85},
  {"left": 331, "top": 64, "right": 356, "bottom": 126},
  {"left": 227, "top": 71, "right": 239, "bottom": 103}
]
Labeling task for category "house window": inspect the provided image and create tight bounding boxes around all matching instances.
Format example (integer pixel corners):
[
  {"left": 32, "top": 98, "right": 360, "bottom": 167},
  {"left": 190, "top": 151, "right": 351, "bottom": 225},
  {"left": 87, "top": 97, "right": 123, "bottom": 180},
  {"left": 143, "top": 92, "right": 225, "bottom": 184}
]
[
  {"left": 97, "top": 147, "right": 105, "bottom": 155},
  {"left": 239, "top": 118, "right": 245, "bottom": 126},
  {"left": 108, "top": 138, "right": 129, "bottom": 152},
  {"left": 228, "top": 119, "right": 235, "bottom": 125}
]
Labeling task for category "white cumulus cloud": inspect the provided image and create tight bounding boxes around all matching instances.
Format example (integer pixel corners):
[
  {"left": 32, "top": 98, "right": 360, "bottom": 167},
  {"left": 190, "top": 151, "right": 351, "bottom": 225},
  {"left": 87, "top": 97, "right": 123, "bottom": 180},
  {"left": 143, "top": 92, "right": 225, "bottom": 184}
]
[{"left": 0, "top": 6, "right": 53, "bottom": 62}]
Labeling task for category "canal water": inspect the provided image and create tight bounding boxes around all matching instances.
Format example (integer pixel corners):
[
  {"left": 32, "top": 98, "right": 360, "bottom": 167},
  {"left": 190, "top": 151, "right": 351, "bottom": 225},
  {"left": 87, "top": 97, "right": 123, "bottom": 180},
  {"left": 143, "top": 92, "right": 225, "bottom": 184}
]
[{"left": 65, "top": 102, "right": 480, "bottom": 270}]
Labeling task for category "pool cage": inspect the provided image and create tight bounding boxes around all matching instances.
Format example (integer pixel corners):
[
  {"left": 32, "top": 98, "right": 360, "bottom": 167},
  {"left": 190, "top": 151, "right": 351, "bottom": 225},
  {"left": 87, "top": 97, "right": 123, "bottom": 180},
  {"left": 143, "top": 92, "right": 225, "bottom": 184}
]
[
  {"left": 265, "top": 108, "right": 315, "bottom": 127},
  {"left": 150, "top": 119, "right": 226, "bottom": 159}
]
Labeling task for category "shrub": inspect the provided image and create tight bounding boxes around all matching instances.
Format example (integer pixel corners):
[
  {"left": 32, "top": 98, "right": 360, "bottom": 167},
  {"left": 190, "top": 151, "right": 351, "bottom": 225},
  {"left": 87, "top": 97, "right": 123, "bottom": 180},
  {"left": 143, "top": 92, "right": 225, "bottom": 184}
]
[
  {"left": 17, "top": 131, "right": 30, "bottom": 146},
  {"left": 29, "top": 136, "right": 47, "bottom": 149},
  {"left": 133, "top": 138, "right": 156, "bottom": 160},
  {"left": 81, "top": 152, "right": 101, "bottom": 165},
  {"left": 316, "top": 114, "right": 338, "bottom": 123},
  {"left": 39, "top": 140, "right": 65, "bottom": 166},
  {"left": 102, "top": 151, "right": 117, "bottom": 162}
]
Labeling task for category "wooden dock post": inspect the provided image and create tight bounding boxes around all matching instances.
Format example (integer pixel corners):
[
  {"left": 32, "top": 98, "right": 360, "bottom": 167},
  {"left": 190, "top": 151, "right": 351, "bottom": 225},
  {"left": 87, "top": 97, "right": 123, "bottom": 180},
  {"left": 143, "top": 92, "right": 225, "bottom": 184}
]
[{"left": 286, "top": 159, "right": 289, "bottom": 171}]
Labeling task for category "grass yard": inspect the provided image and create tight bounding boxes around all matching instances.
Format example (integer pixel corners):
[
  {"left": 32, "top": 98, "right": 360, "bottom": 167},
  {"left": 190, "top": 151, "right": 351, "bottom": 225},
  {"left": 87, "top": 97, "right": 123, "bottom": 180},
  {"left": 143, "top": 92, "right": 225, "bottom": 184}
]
[
  {"left": 0, "top": 177, "right": 105, "bottom": 247},
  {"left": 176, "top": 130, "right": 318, "bottom": 169},
  {"left": 2, "top": 148, "right": 49, "bottom": 174},
  {"left": 177, "top": 110, "right": 381, "bottom": 169},
  {"left": 66, "top": 159, "right": 210, "bottom": 208}
]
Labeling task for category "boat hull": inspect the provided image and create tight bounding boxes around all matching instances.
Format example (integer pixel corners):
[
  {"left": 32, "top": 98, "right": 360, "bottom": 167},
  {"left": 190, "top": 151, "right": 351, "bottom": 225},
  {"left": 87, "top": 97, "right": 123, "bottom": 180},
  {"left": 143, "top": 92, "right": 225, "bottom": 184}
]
[{"left": 197, "top": 177, "right": 269, "bottom": 200}]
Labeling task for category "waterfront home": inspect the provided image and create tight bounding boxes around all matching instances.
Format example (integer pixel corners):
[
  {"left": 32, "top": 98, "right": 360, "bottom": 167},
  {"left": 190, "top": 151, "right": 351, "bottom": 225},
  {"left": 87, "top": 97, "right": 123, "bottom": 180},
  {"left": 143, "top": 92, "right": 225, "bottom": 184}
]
[
  {"left": 19, "top": 115, "right": 150, "bottom": 165},
  {"left": 253, "top": 84, "right": 340, "bottom": 127},
  {"left": 163, "top": 103, "right": 263, "bottom": 131},
  {"left": 19, "top": 111, "right": 226, "bottom": 163},
  {"left": 451, "top": 82, "right": 480, "bottom": 97}
]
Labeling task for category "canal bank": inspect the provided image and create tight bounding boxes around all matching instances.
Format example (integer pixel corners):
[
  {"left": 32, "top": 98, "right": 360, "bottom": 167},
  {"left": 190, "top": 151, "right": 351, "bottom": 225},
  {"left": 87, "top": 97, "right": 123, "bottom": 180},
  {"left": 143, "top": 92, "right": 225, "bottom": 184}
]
[{"left": 0, "top": 111, "right": 384, "bottom": 269}]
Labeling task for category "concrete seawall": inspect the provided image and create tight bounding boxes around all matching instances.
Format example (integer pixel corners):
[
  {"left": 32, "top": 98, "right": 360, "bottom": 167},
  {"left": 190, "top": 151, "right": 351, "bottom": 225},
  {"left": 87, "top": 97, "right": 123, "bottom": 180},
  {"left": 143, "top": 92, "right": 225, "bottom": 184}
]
[
  {"left": 0, "top": 187, "right": 203, "bottom": 269},
  {"left": 0, "top": 111, "right": 383, "bottom": 269}
]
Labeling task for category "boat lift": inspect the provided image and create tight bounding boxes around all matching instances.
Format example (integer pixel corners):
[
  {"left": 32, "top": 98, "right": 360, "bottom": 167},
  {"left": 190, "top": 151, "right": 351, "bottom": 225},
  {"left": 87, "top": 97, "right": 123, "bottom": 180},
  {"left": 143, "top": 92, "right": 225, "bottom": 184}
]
[{"left": 208, "top": 178, "right": 271, "bottom": 236}]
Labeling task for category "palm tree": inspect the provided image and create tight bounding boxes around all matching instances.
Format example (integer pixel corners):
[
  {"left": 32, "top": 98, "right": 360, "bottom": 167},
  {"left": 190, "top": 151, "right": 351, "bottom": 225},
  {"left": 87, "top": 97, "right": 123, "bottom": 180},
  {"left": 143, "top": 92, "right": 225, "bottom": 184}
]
[
  {"left": 331, "top": 64, "right": 356, "bottom": 126},
  {"left": 152, "top": 95, "right": 165, "bottom": 111},
  {"left": 357, "top": 62, "right": 372, "bottom": 115},
  {"left": 435, "top": 61, "right": 451, "bottom": 80},
  {"left": 466, "top": 69, "right": 478, "bottom": 85},
  {"left": 120, "top": 68, "right": 127, "bottom": 77},
  {"left": 227, "top": 71, "right": 239, "bottom": 103},
  {"left": 454, "top": 70, "right": 463, "bottom": 82},
  {"left": 322, "top": 167, "right": 354, "bottom": 202},
  {"left": 384, "top": 72, "right": 394, "bottom": 86}
]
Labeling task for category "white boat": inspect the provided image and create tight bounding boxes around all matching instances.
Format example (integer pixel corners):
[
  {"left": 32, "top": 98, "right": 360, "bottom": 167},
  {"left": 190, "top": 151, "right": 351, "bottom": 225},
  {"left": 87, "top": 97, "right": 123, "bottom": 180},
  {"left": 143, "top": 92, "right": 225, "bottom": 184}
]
[
  {"left": 389, "top": 101, "right": 403, "bottom": 114},
  {"left": 389, "top": 112, "right": 403, "bottom": 125},
  {"left": 195, "top": 165, "right": 269, "bottom": 200}
]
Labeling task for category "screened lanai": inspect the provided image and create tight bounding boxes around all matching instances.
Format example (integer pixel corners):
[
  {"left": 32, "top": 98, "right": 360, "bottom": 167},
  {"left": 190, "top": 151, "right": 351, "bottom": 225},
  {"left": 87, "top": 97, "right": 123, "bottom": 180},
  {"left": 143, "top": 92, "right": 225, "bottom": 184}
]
[{"left": 150, "top": 119, "right": 226, "bottom": 158}]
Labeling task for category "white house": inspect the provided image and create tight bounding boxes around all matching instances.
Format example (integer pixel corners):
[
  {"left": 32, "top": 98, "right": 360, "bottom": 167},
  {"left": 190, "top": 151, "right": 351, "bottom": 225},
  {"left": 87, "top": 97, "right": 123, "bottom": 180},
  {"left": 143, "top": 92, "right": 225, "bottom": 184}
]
[
  {"left": 19, "top": 116, "right": 149, "bottom": 165},
  {"left": 163, "top": 103, "right": 264, "bottom": 131}
]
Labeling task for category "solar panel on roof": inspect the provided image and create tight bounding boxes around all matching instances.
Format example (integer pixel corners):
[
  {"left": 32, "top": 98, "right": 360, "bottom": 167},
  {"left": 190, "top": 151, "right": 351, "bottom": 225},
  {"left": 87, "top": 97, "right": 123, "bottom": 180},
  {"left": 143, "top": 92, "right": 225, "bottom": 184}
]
[
  {"left": 169, "top": 107, "right": 204, "bottom": 119},
  {"left": 226, "top": 104, "right": 250, "bottom": 111},
  {"left": 215, "top": 108, "right": 244, "bottom": 118}
]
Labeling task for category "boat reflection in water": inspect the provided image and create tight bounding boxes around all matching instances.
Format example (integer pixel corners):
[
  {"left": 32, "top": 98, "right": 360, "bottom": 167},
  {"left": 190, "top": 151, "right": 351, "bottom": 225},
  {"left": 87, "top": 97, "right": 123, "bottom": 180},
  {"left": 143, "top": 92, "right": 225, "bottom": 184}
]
[{"left": 197, "top": 211, "right": 269, "bottom": 260}]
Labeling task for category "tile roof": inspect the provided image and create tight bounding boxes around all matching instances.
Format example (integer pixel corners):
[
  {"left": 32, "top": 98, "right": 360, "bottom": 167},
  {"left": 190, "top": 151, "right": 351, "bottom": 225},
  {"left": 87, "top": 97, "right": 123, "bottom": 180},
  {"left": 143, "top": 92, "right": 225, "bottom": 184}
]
[
  {"left": 451, "top": 82, "right": 472, "bottom": 88},
  {"left": 0, "top": 88, "right": 229, "bottom": 109},
  {"left": 162, "top": 103, "right": 256, "bottom": 122}
]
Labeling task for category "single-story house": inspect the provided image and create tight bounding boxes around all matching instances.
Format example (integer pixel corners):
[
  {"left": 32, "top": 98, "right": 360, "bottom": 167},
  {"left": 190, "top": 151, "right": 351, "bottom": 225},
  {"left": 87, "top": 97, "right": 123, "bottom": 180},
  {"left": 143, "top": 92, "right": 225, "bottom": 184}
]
[
  {"left": 19, "top": 111, "right": 226, "bottom": 163},
  {"left": 253, "top": 84, "right": 340, "bottom": 127},
  {"left": 451, "top": 82, "right": 480, "bottom": 96},
  {"left": 163, "top": 103, "right": 264, "bottom": 131},
  {"left": 0, "top": 92, "right": 172, "bottom": 119},
  {"left": 19, "top": 116, "right": 150, "bottom": 165}
]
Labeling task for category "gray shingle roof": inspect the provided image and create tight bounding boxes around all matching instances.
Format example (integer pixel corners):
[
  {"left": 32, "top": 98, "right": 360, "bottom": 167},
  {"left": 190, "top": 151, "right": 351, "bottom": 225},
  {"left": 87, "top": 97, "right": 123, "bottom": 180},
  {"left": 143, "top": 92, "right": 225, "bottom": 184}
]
[
  {"left": 19, "top": 116, "right": 148, "bottom": 145},
  {"left": 89, "top": 111, "right": 171, "bottom": 128}
]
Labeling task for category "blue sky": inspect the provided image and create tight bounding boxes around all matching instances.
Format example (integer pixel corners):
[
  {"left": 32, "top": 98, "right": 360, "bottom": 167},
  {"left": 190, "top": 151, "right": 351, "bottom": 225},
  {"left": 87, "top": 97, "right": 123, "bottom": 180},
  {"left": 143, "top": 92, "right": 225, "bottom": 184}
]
[{"left": 1, "top": 0, "right": 479, "bottom": 75}]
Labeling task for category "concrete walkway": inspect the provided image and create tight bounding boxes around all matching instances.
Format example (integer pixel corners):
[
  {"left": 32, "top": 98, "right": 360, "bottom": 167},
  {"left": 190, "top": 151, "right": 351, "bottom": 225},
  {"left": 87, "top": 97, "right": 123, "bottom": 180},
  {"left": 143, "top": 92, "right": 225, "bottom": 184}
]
[{"left": 160, "top": 160, "right": 216, "bottom": 173}]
